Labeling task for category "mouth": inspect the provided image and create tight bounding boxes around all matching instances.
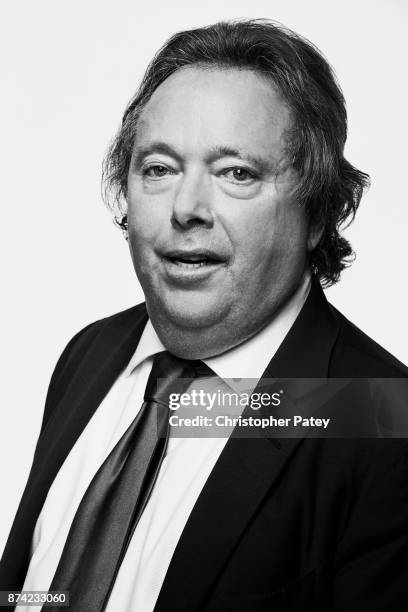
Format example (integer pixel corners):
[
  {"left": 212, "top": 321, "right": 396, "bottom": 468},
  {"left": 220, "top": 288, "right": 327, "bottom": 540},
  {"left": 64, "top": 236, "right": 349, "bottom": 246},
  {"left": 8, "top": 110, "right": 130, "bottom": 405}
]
[
  {"left": 162, "top": 249, "right": 225, "bottom": 268},
  {"left": 159, "top": 248, "right": 226, "bottom": 284}
]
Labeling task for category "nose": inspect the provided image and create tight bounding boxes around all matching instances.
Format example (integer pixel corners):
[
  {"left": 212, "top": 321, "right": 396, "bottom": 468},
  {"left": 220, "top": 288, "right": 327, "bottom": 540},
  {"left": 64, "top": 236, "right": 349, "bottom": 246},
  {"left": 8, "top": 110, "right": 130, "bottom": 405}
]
[{"left": 171, "top": 169, "right": 214, "bottom": 229}]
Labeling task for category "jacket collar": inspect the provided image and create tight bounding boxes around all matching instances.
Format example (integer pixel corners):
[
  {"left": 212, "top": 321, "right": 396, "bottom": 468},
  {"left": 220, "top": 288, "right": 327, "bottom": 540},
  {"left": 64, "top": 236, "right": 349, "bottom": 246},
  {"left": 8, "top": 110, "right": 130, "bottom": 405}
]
[{"left": 263, "top": 276, "right": 339, "bottom": 379}]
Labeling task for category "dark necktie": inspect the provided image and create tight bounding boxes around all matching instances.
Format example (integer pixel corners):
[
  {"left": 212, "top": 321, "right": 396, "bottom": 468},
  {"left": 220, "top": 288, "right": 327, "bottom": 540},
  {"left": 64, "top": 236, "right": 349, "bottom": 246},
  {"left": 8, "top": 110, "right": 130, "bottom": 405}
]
[{"left": 47, "top": 351, "right": 210, "bottom": 612}]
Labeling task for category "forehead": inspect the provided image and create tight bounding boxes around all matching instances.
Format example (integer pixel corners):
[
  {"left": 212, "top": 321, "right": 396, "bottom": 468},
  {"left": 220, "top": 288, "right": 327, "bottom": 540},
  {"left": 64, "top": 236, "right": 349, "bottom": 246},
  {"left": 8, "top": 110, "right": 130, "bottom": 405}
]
[{"left": 135, "top": 67, "right": 291, "bottom": 161}]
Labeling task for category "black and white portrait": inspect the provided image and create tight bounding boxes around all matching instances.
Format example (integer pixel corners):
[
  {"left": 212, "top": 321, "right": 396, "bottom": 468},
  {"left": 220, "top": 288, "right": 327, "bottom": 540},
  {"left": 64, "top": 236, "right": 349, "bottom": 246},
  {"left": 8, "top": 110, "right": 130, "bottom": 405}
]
[{"left": 1, "top": 1, "right": 407, "bottom": 610}]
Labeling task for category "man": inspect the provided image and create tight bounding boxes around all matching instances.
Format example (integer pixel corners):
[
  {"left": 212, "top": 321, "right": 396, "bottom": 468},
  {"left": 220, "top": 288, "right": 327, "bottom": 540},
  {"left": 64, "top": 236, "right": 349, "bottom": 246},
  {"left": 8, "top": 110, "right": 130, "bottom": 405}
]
[{"left": 1, "top": 19, "right": 407, "bottom": 611}]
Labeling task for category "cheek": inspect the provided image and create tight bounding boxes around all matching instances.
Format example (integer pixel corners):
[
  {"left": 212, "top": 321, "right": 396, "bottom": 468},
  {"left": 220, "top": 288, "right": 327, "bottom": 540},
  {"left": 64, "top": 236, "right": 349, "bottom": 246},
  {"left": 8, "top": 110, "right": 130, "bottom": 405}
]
[
  {"left": 127, "top": 212, "right": 158, "bottom": 279},
  {"left": 229, "top": 199, "right": 308, "bottom": 275},
  {"left": 129, "top": 219, "right": 155, "bottom": 246},
  {"left": 127, "top": 194, "right": 159, "bottom": 248}
]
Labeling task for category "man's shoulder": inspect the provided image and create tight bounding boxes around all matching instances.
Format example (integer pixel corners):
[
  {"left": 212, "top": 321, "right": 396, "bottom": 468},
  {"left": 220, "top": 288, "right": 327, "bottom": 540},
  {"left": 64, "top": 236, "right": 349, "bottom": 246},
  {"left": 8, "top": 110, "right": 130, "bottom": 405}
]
[
  {"left": 69, "top": 302, "right": 148, "bottom": 345},
  {"left": 49, "top": 303, "right": 147, "bottom": 388},
  {"left": 41, "top": 303, "right": 148, "bottom": 432},
  {"left": 328, "top": 302, "right": 408, "bottom": 377}
]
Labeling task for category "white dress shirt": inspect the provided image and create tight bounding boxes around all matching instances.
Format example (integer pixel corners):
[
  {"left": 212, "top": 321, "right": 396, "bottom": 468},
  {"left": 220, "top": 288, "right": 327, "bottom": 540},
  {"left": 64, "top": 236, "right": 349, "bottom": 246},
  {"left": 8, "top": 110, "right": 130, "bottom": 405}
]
[{"left": 21, "top": 272, "right": 310, "bottom": 611}]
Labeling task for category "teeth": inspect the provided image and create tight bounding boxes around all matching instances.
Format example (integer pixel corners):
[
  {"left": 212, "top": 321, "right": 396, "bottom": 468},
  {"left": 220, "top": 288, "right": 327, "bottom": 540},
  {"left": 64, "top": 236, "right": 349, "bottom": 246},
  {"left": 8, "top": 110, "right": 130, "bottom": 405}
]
[
  {"left": 165, "top": 254, "right": 221, "bottom": 269},
  {"left": 175, "top": 259, "right": 208, "bottom": 268}
]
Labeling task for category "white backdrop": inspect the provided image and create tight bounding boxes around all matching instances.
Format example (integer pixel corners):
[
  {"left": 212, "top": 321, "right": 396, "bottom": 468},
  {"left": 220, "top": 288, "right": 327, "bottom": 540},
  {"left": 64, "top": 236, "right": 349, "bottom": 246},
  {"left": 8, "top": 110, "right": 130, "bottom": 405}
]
[{"left": 1, "top": 0, "right": 407, "bottom": 554}]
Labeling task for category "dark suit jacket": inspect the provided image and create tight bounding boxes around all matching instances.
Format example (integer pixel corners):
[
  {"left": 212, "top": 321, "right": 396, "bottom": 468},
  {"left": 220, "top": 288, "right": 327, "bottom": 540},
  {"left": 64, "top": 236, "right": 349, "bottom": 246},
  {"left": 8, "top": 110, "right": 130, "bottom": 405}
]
[{"left": 1, "top": 280, "right": 408, "bottom": 611}]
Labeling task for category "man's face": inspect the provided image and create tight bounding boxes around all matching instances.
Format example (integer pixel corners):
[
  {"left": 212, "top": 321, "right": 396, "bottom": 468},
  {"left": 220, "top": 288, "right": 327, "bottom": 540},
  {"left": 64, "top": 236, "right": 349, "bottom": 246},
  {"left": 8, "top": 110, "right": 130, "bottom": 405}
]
[{"left": 126, "top": 67, "right": 313, "bottom": 358}]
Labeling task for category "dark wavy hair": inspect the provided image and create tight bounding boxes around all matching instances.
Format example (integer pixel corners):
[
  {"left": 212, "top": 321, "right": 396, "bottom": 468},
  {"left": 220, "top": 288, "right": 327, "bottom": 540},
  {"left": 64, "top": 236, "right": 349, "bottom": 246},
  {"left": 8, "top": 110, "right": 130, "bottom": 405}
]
[{"left": 102, "top": 19, "right": 369, "bottom": 286}]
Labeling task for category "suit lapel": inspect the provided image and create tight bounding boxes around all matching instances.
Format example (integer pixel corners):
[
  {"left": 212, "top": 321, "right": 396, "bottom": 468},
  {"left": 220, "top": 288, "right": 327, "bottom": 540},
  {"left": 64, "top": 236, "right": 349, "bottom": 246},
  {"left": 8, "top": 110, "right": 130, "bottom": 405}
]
[
  {"left": 154, "top": 435, "right": 287, "bottom": 611},
  {"left": 0, "top": 305, "right": 148, "bottom": 589},
  {"left": 263, "top": 277, "right": 339, "bottom": 380},
  {"left": 155, "top": 280, "right": 340, "bottom": 611}
]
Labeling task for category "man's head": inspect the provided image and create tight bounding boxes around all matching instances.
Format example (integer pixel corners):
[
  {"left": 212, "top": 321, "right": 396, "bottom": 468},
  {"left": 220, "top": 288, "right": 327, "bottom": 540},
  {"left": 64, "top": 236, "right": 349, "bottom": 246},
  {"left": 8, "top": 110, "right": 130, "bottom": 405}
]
[{"left": 103, "top": 20, "right": 369, "bottom": 358}]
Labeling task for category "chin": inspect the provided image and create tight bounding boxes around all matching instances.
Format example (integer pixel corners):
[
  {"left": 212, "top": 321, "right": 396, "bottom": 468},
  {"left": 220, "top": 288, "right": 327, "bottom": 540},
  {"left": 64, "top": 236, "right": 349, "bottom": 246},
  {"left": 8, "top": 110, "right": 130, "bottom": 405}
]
[
  {"left": 147, "top": 290, "right": 230, "bottom": 329},
  {"left": 145, "top": 293, "right": 245, "bottom": 359},
  {"left": 161, "top": 301, "right": 224, "bottom": 330}
]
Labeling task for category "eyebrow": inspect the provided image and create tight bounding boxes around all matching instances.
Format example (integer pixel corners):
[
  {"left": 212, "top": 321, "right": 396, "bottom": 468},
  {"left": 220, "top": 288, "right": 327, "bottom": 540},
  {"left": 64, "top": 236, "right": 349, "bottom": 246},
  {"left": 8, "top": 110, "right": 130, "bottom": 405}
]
[
  {"left": 132, "top": 142, "right": 184, "bottom": 167},
  {"left": 132, "top": 141, "right": 277, "bottom": 174},
  {"left": 205, "top": 145, "right": 272, "bottom": 173}
]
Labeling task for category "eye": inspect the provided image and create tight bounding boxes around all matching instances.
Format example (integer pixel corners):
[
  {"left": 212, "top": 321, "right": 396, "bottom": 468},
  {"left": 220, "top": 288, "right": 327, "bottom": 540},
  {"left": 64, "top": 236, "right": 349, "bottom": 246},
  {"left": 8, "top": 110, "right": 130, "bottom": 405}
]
[
  {"left": 143, "top": 164, "right": 172, "bottom": 179},
  {"left": 223, "top": 167, "right": 256, "bottom": 184}
]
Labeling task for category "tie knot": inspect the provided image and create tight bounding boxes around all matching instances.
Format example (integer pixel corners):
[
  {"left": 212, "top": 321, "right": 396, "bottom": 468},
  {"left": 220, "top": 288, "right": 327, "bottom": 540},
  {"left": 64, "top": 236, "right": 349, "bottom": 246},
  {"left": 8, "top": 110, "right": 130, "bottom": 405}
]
[{"left": 144, "top": 351, "right": 213, "bottom": 406}]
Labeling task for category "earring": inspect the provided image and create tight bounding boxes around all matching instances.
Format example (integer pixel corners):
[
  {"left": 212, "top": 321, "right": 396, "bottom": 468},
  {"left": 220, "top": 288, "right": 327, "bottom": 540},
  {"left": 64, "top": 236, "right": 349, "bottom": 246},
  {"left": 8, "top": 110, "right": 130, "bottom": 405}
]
[{"left": 114, "top": 214, "right": 128, "bottom": 241}]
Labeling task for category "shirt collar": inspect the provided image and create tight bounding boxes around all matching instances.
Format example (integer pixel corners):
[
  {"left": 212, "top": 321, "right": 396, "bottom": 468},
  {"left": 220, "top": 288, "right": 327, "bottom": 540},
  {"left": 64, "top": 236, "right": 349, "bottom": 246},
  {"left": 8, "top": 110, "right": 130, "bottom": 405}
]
[
  {"left": 125, "top": 270, "right": 311, "bottom": 384},
  {"left": 124, "top": 317, "right": 167, "bottom": 377}
]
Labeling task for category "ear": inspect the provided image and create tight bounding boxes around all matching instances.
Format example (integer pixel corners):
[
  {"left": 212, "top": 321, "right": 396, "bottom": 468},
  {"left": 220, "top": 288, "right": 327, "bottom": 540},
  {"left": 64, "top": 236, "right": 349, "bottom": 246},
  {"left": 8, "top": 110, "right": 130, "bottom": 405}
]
[
  {"left": 307, "top": 221, "right": 324, "bottom": 252},
  {"left": 120, "top": 193, "right": 129, "bottom": 215},
  {"left": 118, "top": 196, "right": 129, "bottom": 225},
  {"left": 113, "top": 198, "right": 129, "bottom": 240}
]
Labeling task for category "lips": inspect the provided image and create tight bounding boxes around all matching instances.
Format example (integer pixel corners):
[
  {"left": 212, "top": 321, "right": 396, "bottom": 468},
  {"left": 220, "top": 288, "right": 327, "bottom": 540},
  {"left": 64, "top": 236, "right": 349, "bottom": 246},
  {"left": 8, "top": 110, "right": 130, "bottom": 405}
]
[
  {"left": 162, "top": 248, "right": 225, "bottom": 267},
  {"left": 158, "top": 247, "right": 227, "bottom": 284}
]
